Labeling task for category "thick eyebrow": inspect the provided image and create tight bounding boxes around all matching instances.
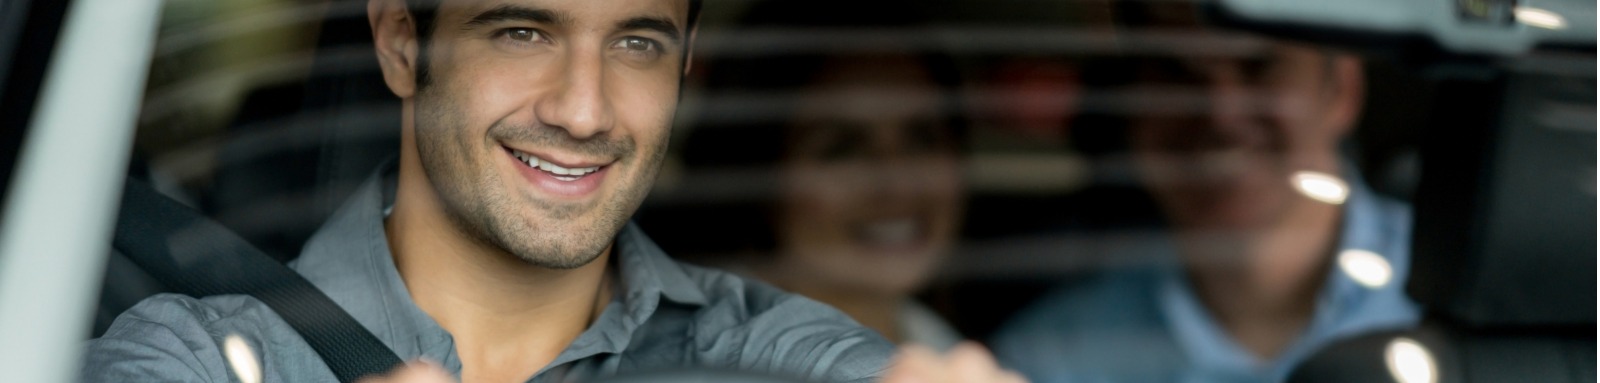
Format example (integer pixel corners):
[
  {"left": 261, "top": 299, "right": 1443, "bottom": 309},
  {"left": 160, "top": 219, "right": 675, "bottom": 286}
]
[
  {"left": 463, "top": 5, "right": 571, "bottom": 28},
  {"left": 618, "top": 17, "right": 682, "bottom": 44}
]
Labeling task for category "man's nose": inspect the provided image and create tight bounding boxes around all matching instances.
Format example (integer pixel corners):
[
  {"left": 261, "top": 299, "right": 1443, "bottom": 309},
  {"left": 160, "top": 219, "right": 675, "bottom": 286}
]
[
  {"left": 1204, "top": 71, "right": 1252, "bottom": 129},
  {"left": 534, "top": 49, "right": 615, "bottom": 139},
  {"left": 1203, "top": 60, "right": 1260, "bottom": 129}
]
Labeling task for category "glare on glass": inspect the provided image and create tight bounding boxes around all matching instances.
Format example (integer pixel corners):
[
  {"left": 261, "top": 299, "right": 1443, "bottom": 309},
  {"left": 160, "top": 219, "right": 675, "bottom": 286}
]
[
  {"left": 1385, "top": 337, "right": 1438, "bottom": 383},
  {"left": 223, "top": 334, "right": 262, "bottom": 383},
  {"left": 1291, "top": 171, "right": 1350, "bottom": 205},
  {"left": 1337, "top": 249, "right": 1394, "bottom": 289},
  {"left": 1513, "top": 7, "right": 1567, "bottom": 30}
]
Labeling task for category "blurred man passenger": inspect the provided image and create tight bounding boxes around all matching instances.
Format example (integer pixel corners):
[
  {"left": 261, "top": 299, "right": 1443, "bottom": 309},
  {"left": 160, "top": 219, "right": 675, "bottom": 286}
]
[{"left": 990, "top": 15, "right": 1419, "bottom": 383}]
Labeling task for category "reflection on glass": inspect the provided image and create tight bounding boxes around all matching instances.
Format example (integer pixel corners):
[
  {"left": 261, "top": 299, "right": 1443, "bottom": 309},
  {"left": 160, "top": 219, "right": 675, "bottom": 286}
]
[
  {"left": 1292, "top": 171, "right": 1350, "bottom": 205},
  {"left": 223, "top": 334, "right": 262, "bottom": 383},
  {"left": 1337, "top": 249, "right": 1393, "bottom": 289},
  {"left": 1513, "top": 7, "right": 1567, "bottom": 30},
  {"left": 1385, "top": 337, "right": 1438, "bottom": 383}
]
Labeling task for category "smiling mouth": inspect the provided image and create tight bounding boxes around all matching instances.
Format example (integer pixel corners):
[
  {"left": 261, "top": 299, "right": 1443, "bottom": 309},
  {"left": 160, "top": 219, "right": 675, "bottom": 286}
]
[
  {"left": 853, "top": 216, "right": 932, "bottom": 253},
  {"left": 506, "top": 147, "right": 604, "bottom": 182}
]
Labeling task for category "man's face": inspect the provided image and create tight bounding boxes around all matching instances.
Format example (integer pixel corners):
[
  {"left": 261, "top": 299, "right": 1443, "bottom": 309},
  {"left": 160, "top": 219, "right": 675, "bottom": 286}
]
[
  {"left": 408, "top": 0, "right": 689, "bottom": 268},
  {"left": 1127, "top": 37, "right": 1357, "bottom": 230}
]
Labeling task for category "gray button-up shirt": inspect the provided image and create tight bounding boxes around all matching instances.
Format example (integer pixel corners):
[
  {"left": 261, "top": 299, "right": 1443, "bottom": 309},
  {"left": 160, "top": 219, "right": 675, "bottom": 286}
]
[{"left": 82, "top": 167, "right": 892, "bottom": 382}]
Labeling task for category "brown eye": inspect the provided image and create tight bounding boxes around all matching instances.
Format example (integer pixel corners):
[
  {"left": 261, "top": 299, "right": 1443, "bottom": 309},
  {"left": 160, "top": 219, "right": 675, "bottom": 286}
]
[
  {"left": 492, "top": 27, "right": 547, "bottom": 52},
  {"left": 611, "top": 37, "right": 662, "bottom": 62},
  {"left": 619, "top": 37, "right": 655, "bottom": 52},
  {"left": 906, "top": 119, "right": 952, "bottom": 153},
  {"left": 505, "top": 28, "right": 539, "bottom": 42},
  {"left": 811, "top": 122, "right": 869, "bottom": 162}
]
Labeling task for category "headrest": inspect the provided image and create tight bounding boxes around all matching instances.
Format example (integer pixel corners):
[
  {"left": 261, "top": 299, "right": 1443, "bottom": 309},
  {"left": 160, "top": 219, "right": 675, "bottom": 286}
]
[{"left": 1407, "top": 73, "right": 1595, "bottom": 328}]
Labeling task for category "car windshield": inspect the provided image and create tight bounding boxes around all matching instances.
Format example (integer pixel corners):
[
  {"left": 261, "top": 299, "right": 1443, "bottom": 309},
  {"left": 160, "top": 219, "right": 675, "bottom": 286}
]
[{"left": 68, "top": 0, "right": 1594, "bottom": 382}]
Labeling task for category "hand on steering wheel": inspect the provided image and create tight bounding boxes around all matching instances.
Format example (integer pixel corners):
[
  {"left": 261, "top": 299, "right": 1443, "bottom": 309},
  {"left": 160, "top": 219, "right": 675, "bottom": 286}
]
[{"left": 881, "top": 342, "right": 1029, "bottom": 383}]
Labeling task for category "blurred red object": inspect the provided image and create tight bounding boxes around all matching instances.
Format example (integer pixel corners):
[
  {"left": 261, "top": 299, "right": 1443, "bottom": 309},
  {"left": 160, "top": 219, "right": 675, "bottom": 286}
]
[{"left": 975, "top": 58, "right": 1081, "bottom": 143}]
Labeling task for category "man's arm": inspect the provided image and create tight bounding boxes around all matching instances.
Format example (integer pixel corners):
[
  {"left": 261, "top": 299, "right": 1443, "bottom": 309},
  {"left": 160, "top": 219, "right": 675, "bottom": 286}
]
[
  {"left": 80, "top": 294, "right": 228, "bottom": 382},
  {"left": 717, "top": 295, "right": 895, "bottom": 382}
]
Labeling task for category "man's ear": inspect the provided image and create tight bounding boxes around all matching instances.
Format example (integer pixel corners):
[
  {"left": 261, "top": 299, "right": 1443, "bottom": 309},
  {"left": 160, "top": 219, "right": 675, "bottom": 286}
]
[
  {"left": 370, "top": 0, "right": 421, "bottom": 99},
  {"left": 1323, "top": 55, "right": 1365, "bottom": 138}
]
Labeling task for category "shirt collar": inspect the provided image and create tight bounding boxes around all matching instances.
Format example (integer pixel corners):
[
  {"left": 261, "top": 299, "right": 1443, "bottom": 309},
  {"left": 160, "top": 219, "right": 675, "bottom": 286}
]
[
  {"left": 1330, "top": 165, "right": 1403, "bottom": 268},
  {"left": 290, "top": 162, "right": 709, "bottom": 375},
  {"left": 614, "top": 222, "right": 710, "bottom": 308},
  {"left": 540, "top": 222, "right": 710, "bottom": 375},
  {"left": 289, "top": 161, "right": 455, "bottom": 367},
  {"left": 1155, "top": 164, "right": 1415, "bottom": 375},
  {"left": 1306, "top": 162, "right": 1416, "bottom": 335},
  {"left": 1309, "top": 163, "right": 1414, "bottom": 319}
]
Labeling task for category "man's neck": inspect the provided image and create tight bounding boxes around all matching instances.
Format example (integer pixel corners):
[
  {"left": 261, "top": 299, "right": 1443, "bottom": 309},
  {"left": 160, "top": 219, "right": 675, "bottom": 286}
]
[
  {"left": 1174, "top": 193, "right": 1343, "bottom": 360},
  {"left": 384, "top": 156, "right": 612, "bottom": 382}
]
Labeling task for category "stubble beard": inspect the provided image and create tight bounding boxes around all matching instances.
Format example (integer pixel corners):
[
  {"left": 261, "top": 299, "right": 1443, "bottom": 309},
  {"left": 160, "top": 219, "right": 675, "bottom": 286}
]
[{"left": 411, "top": 85, "right": 666, "bottom": 269}]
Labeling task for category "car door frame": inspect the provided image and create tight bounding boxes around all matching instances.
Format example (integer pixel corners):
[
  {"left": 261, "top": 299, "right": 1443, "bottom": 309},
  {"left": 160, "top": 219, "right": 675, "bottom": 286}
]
[{"left": 0, "top": 0, "right": 163, "bottom": 382}]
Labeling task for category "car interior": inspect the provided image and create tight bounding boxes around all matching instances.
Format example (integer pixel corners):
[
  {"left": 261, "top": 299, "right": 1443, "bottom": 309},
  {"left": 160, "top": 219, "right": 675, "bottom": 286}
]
[{"left": 73, "top": 0, "right": 1596, "bottom": 381}]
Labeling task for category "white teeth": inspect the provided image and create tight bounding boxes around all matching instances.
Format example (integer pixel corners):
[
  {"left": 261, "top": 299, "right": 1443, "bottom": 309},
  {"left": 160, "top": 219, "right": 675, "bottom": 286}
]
[
  {"left": 511, "top": 149, "right": 601, "bottom": 179},
  {"left": 541, "top": 162, "right": 571, "bottom": 175}
]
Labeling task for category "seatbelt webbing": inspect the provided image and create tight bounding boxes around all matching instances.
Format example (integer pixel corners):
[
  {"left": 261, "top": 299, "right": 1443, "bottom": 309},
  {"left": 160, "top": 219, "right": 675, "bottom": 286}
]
[{"left": 111, "top": 178, "right": 404, "bottom": 382}]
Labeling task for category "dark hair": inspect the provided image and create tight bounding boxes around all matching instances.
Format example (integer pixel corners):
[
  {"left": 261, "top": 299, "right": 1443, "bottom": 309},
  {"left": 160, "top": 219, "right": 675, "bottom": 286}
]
[
  {"left": 682, "top": 0, "right": 967, "bottom": 171},
  {"left": 404, "top": 0, "right": 438, "bottom": 86},
  {"left": 661, "top": 0, "right": 967, "bottom": 257},
  {"left": 402, "top": 0, "right": 704, "bottom": 87},
  {"left": 1068, "top": 0, "right": 1348, "bottom": 158}
]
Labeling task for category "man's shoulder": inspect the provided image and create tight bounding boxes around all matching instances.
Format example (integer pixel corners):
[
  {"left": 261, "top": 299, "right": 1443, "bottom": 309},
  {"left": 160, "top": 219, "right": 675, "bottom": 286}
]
[
  {"left": 991, "top": 269, "right": 1169, "bottom": 355},
  {"left": 118, "top": 292, "right": 267, "bottom": 321},
  {"left": 95, "top": 293, "right": 289, "bottom": 344},
  {"left": 672, "top": 260, "right": 882, "bottom": 336},
  {"left": 658, "top": 261, "right": 894, "bottom": 382},
  {"left": 1001, "top": 269, "right": 1166, "bottom": 333},
  {"left": 989, "top": 270, "right": 1184, "bottom": 382},
  {"left": 83, "top": 293, "right": 331, "bottom": 382}
]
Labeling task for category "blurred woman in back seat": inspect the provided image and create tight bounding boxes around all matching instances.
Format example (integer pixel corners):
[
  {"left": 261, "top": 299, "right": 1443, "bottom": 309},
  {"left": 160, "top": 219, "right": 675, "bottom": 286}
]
[{"left": 663, "top": 0, "right": 970, "bottom": 349}]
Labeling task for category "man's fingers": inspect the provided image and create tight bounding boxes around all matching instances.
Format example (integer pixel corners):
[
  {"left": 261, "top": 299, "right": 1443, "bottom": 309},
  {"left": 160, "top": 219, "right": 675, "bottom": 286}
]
[
  {"left": 947, "top": 342, "right": 1002, "bottom": 382},
  {"left": 881, "top": 343, "right": 1030, "bottom": 383},
  {"left": 948, "top": 342, "right": 1000, "bottom": 371},
  {"left": 356, "top": 360, "right": 454, "bottom": 383},
  {"left": 883, "top": 344, "right": 944, "bottom": 383},
  {"left": 894, "top": 344, "right": 942, "bottom": 364},
  {"left": 994, "top": 369, "right": 1029, "bottom": 383}
]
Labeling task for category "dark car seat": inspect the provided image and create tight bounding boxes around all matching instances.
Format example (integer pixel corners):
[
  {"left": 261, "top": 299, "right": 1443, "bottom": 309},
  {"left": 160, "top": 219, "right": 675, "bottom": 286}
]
[
  {"left": 94, "top": 0, "right": 398, "bottom": 337},
  {"left": 205, "top": 0, "right": 400, "bottom": 261},
  {"left": 1288, "top": 62, "right": 1596, "bottom": 383}
]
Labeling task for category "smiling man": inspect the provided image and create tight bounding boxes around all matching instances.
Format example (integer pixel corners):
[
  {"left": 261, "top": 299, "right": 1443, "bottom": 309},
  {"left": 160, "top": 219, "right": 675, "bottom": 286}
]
[
  {"left": 79, "top": 0, "right": 1026, "bottom": 382},
  {"left": 990, "top": 13, "right": 1416, "bottom": 383}
]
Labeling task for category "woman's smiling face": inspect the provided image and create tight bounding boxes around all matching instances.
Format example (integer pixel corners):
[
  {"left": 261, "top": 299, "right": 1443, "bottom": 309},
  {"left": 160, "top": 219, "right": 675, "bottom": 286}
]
[{"left": 774, "top": 55, "right": 965, "bottom": 296}]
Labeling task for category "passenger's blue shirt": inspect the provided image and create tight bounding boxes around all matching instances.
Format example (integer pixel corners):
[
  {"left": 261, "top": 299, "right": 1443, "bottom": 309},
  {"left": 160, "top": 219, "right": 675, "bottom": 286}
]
[{"left": 991, "top": 172, "right": 1418, "bottom": 383}]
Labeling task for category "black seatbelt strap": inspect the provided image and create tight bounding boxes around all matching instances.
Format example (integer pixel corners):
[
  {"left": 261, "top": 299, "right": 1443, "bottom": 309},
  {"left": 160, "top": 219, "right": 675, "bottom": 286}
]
[{"left": 111, "top": 177, "right": 404, "bottom": 382}]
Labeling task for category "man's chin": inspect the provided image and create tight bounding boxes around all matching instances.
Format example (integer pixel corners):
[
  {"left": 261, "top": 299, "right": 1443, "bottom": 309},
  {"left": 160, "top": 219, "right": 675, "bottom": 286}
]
[
  {"left": 1161, "top": 192, "right": 1285, "bottom": 232},
  {"left": 493, "top": 216, "right": 623, "bottom": 270},
  {"left": 505, "top": 240, "right": 609, "bottom": 270},
  {"left": 516, "top": 252, "right": 605, "bottom": 270}
]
